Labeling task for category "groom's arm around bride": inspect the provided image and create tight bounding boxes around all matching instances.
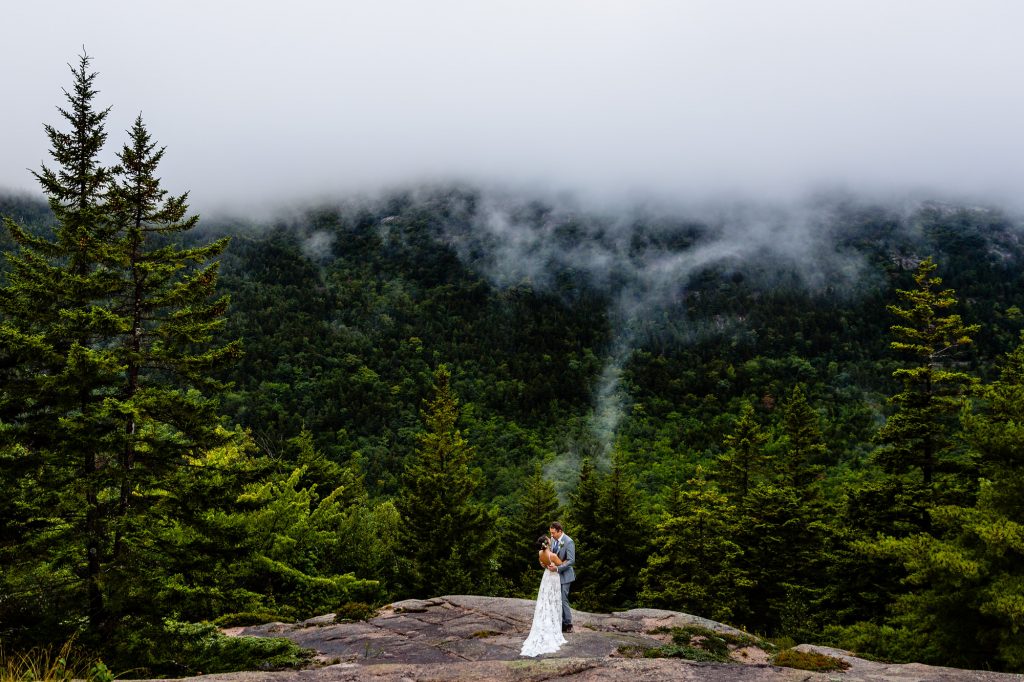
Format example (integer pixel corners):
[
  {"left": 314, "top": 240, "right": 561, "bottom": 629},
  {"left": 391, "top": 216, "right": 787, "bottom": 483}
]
[{"left": 554, "top": 535, "right": 575, "bottom": 582}]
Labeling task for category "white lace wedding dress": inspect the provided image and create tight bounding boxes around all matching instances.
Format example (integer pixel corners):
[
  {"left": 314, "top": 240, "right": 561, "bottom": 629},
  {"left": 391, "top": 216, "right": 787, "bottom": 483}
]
[{"left": 519, "top": 568, "right": 566, "bottom": 657}]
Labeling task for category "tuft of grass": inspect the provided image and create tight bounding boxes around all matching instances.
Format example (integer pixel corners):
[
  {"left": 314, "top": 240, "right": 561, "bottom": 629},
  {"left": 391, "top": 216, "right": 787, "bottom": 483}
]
[
  {"left": 624, "top": 625, "right": 772, "bottom": 663},
  {"left": 773, "top": 648, "right": 850, "bottom": 672},
  {"left": 334, "top": 602, "right": 379, "bottom": 623},
  {"left": 471, "top": 630, "right": 500, "bottom": 639},
  {"left": 0, "top": 640, "right": 116, "bottom": 682}
]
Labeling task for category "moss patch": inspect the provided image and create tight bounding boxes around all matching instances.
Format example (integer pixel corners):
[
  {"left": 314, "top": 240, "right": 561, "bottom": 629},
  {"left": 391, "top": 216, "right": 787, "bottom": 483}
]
[
  {"left": 622, "top": 625, "right": 768, "bottom": 662},
  {"left": 773, "top": 648, "right": 850, "bottom": 672}
]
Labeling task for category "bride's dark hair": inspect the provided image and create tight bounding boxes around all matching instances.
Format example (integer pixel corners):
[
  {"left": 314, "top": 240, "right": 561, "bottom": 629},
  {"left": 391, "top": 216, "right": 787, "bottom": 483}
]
[{"left": 536, "top": 535, "right": 550, "bottom": 551}]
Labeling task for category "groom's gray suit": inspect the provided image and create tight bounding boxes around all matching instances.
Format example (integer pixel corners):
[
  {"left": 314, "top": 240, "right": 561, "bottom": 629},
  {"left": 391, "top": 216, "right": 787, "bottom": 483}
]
[{"left": 552, "top": 534, "right": 575, "bottom": 627}]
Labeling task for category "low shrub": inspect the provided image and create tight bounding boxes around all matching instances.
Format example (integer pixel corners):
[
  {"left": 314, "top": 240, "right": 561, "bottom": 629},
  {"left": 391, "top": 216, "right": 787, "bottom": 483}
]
[
  {"left": 107, "top": 619, "right": 312, "bottom": 677},
  {"left": 333, "top": 602, "right": 379, "bottom": 623},
  {"left": 622, "top": 625, "right": 770, "bottom": 663},
  {"left": 773, "top": 648, "right": 850, "bottom": 672},
  {"left": 213, "top": 612, "right": 290, "bottom": 628}
]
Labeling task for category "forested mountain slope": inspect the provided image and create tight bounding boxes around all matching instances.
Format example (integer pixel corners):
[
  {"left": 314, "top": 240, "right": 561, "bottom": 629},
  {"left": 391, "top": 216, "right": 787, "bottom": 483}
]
[
  {"left": 5, "top": 185, "right": 1024, "bottom": 672},
  {"left": 193, "top": 189, "right": 1024, "bottom": 497}
]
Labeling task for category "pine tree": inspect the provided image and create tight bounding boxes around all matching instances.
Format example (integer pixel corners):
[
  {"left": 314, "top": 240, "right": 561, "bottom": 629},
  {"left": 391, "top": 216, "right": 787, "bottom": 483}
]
[
  {"left": 874, "top": 256, "right": 979, "bottom": 530},
  {"left": 640, "top": 467, "right": 750, "bottom": 623},
  {"left": 500, "top": 464, "right": 561, "bottom": 594},
  {"left": 712, "top": 401, "right": 769, "bottom": 500},
  {"left": 777, "top": 385, "right": 827, "bottom": 497},
  {"left": 394, "top": 365, "right": 496, "bottom": 597},
  {"left": 868, "top": 335, "right": 1024, "bottom": 671},
  {"left": 0, "top": 53, "right": 120, "bottom": 638},
  {"left": 0, "top": 55, "right": 239, "bottom": 644}
]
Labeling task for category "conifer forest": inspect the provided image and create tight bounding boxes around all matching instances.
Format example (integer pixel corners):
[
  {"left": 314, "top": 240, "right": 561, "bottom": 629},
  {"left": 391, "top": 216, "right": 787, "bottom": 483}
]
[{"left": 4, "top": 54, "right": 1024, "bottom": 675}]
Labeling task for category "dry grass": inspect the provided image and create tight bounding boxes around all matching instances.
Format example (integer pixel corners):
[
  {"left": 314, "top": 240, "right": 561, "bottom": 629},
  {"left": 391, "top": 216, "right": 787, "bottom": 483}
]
[{"left": 0, "top": 640, "right": 114, "bottom": 682}]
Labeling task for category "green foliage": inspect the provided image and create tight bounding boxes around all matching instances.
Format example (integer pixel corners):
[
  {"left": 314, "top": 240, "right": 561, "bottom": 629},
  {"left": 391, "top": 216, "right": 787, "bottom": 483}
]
[
  {"left": 498, "top": 464, "right": 562, "bottom": 595},
  {"left": 820, "top": 621, "right": 916, "bottom": 663},
  {"left": 152, "top": 434, "right": 380, "bottom": 621},
  {"left": 772, "top": 648, "right": 849, "bottom": 672},
  {"left": 712, "top": 401, "right": 770, "bottom": 499},
  {"left": 394, "top": 365, "right": 498, "bottom": 597},
  {"left": 106, "top": 619, "right": 311, "bottom": 677},
  {"left": 212, "top": 612, "right": 289, "bottom": 628},
  {"left": 620, "top": 625, "right": 761, "bottom": 663},
  {"left": 0, "top": 53, "right": 239, "bottom": 647},
  {"left": 333, "top": 602, "right": 379, "bottom": 623},
  {"left": 852, "top": 335, "right": 1024, "bottom": 670},
  {"left": 873, "top": 256, "right": 979, "bottom": 523},
  {"left": 0, "top": 640, "right": 112, "bottom": 682},
  {"left": 640, "top": 468, "right": 751, "bottom": 622},
  {"left": 568, "top": 452, "right": 647, "bottom": 611}
]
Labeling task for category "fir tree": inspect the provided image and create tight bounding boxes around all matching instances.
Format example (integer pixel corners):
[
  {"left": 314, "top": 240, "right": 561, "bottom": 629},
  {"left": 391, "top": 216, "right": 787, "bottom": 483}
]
[
  {"left": 500, "top": 464, "right": 561, "bottom": 594},
  {"left": 713, "top": 401, "right": 769, "bottom": 500},
  {"left": 99, "top": 113, "right": 240, "bottom": 624},
  {"left": 777, "top": 385, "right": 827, "bottom": 499},
  {"left": 0, "top": 55, "right": 239, "bottom": 644},
  {"left": 0, "top": 53, "right": 120, "bottom": 638},
  {"left": 640, "top": 467, "right": 750, "bottom": 623},
  {"left": 567, "top": 451, "right": 646, "bottom": 610},
  {"left": 394, "top": 365, "right": 496, "bottom": 597},
  {"left": 874, "top": 256, "right": 979, "bottom": 530},
  {"left": 868, "top": 335, "right": 1024, "bottom": 670}
]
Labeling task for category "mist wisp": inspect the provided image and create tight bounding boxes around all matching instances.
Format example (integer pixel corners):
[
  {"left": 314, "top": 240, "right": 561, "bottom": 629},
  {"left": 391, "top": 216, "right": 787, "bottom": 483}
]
[{"left": 430, "top": 189, "right": 882, "bottom": 473}]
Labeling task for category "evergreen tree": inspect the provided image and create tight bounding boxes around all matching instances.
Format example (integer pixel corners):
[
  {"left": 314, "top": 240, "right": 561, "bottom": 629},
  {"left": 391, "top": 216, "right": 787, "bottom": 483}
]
[
  {"left": 139, "top": 432, "right": 378, "bottom": 625},
  {"left": 567, "top": 451, "right": 646, "bottom": 610},
  {"left": 394, "top": 365, "right": 496, "bottom": 597},
  {"left": 712, "top": 401, "right": 769, "bottom": 500},
  {"left": 867, "top": 335, "right": 1024, "bottom": 670},
  {"left": 873, "top": 257, "right": 979, "bottom": 529},
  {"left": 738, "top": 481, "right": 814, "bottom": 635},
  {"left": 98, "top": 113, "right": 240, "bottom": 628},
  {"left": 777, "top": 385, "right": 827, "bottom": 497},
  {"left": 499, "top": 464, "right": 561, "bottom": 594},
  {"left": 0, "top": 53, "right": 121, "bottom": 639},
  {"left": 0, "top": 55, "right": 239, "bottom": 645},
  {"left": 640, "top": 467, "right": 750, "bottom": 623}
]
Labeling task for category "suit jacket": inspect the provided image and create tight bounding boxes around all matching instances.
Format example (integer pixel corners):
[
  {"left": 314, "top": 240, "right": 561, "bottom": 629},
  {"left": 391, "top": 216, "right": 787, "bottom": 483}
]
[{"left": 553, "top": 534, "right": 576, "bottom": 584}]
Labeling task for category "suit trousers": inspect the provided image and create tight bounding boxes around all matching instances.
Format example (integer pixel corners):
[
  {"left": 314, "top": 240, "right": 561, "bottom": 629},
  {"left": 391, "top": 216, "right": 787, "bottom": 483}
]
[{"left": 561, "top": 581, "right": 573, "bottom": 625}]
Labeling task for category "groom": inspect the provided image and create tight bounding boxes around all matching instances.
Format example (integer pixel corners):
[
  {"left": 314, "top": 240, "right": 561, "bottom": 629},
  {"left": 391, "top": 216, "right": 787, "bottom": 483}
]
[{"left": 547, "top": 521, "right": 575, "bottom": 632}]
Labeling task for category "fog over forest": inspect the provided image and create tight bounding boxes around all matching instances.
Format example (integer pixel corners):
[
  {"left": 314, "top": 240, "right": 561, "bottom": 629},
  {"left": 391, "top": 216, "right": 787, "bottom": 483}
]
[{"left": 3, "top": 2, "right": 1024, "bottom": 214}]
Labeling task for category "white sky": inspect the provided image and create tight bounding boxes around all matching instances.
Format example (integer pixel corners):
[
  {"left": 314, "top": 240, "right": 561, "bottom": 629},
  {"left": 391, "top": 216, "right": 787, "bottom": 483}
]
[{"left": 3, "top": 1, "right": 1024, "bottom": 212}]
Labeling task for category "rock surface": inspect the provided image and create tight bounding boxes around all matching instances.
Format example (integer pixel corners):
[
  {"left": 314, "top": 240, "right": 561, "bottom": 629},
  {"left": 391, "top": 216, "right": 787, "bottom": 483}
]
[{"left": 187, "top": 596, "right": 1020, "bottom": 681}]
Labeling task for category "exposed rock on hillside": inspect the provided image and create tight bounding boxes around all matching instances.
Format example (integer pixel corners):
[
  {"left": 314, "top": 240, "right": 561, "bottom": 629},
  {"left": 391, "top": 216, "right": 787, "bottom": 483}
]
[{"left": 192, "top": 596, "right": 1018, "bottom": 681}]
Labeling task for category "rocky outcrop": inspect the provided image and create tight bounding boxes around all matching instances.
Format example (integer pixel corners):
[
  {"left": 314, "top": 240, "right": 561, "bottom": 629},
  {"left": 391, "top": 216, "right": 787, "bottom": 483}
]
[{"left": 193, "top": 595, "right": 1019, "bottom": 681}]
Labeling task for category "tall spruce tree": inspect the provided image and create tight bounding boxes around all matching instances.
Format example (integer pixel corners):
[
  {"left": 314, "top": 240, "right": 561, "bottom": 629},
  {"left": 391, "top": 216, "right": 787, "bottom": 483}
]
[
  {"left": 500, "top": 464, "right": 561, "bottom": 594},
  {"left": 0, "top": 55, "right": 239, "bottom": 644},
  {"left": 867, "top": 335, "right": 1024, "bottom": 671},
  {"left": 0, "top": 53, "right": 120, "bottom": 639},
  {"left": 394, "top": 365, "right": 496, "bottom": 597},
  {"left": 713, "top": 401, "right": 769, "bottom": 500},
  {"left": 567, "top": 451, "right": 645, "bottom": 610},
  {"left": 640, "top": 467, "right": 750, "bottom": 622},
  {"left": 874, "top": 256, "right": 979, "bottom": 530},
  {"left": 99, "top": 113, "right": 240, "bottom": 624},
  {"left": 778, "top": 385, "right": 827, "bottom": 498}
]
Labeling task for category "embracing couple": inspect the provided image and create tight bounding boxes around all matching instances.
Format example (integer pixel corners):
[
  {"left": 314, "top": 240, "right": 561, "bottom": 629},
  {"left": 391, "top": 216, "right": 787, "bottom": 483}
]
[{"left": 519, "top": 521, "right": 576, "bottom": 657}]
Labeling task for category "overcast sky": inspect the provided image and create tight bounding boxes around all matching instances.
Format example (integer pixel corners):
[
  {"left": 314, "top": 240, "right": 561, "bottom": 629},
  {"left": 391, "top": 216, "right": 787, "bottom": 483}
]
[{"left": 3, "top": 1, "right": 1024, "bottom": 213}]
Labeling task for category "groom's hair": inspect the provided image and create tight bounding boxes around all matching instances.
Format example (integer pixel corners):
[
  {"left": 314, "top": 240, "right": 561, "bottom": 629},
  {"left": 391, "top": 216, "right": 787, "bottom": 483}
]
[{"left": 550, "top": 522, "right": 563, "bottom": 532}]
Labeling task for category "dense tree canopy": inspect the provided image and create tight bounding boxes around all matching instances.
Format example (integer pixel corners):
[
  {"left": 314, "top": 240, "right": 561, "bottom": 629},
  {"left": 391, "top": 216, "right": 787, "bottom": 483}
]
[{"left": 5, "top": 54, "right": 1024, "bottom": 676}]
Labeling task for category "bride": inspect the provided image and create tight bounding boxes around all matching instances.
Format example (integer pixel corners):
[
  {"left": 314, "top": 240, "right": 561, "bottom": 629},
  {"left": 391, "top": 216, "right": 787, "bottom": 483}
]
[{"left": 519, "top": 534, "right": 567, "bottom": 657}]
